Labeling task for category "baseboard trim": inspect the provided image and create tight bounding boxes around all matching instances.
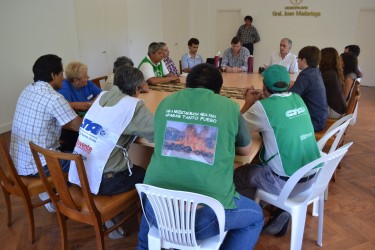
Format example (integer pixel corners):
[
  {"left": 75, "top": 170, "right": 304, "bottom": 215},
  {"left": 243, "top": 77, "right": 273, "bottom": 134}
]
[{"left": 0, "top": 122, "right": 12, "bottom": 134}]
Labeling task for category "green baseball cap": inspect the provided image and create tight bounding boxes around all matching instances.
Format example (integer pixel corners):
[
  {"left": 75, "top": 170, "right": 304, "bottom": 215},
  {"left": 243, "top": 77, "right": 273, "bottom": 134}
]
[{"left": 261, "top": 64, "right": 290, "bottom": 92}]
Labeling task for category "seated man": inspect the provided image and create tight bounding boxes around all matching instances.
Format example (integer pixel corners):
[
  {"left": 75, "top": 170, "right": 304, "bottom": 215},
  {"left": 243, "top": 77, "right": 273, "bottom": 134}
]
[
  {"left": 10, "top": 54, "right": 82, "bottom": 212},
  {"left": 103, "top": 56, "right": 134, "bottom": 91},
  {"left": 57, "top": 61, "right": 102, "bottom": 151},
  {"left": 180, "top": 37, "right": 204, "bottom": 73},
  {"left": 221, "top": 36, "right": 250, "bottom": 73},
  {"left": 138, "top": 42, "right": 179, "bottom": 88},
  {"left": 69, "top": 66, "right": 154, "bottom": 239},
  {"left": 137, "top": 64, "right": 264, "bottom": 250},
  {"left": 289, "top": 46, "right": 328, "bottom": 132},
  {"left": 264, "top": 38, "right": 298, "bottom": 73},
  {"left": 234, "top": 65, "right": 321, "bottom": 237},
  {"left": 160, "top": 42, "right": 179, "bottom": 76}
]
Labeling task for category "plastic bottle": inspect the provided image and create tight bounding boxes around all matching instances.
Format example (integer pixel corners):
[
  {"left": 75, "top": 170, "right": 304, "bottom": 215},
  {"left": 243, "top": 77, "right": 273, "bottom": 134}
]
[
  {"left": 214, "top": 51, "right": 221, "bottom": 68},
  {"left": 247, "top": 55, "right": 254, "bottom": 73}
]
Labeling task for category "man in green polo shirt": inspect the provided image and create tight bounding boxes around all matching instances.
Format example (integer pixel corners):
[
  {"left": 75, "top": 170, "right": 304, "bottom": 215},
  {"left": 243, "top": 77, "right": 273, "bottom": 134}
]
[{"left": 234, "top": 64, "right": 321, "bottom": 237}]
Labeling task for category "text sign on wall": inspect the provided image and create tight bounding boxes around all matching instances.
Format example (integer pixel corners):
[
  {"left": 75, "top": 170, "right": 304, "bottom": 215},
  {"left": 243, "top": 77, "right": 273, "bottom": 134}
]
[{"left": 272, "top": 0, "right": 322, "bottom": 17}]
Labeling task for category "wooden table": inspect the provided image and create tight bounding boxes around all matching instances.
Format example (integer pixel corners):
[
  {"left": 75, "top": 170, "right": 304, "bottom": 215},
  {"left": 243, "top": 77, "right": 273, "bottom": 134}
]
[
  {"left": 179, "top": 72, "right": 297, "bottom": 89},
  {"left": 129, "top": 73, "right": 281, "bottom": 167}
]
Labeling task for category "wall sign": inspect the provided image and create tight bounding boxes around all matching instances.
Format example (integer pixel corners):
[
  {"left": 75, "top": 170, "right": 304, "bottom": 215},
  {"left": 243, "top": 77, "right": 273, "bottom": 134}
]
[{"left": 272, "top": 0, "right": 321, "bottom": 17}]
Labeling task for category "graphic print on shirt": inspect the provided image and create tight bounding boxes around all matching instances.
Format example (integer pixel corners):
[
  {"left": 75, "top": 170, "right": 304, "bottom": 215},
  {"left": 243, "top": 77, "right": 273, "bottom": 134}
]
[{"left": 162, "top": 120, "right": 218, "bottom": 165}]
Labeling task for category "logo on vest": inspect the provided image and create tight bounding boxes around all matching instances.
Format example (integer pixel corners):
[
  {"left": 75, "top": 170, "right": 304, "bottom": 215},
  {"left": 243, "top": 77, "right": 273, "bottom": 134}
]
[
  {"left": 81, "top": 118, "right": 105, "bottom": 136},
  {"left": 285, "top": 107, "right": 306, "bottom": 118}
]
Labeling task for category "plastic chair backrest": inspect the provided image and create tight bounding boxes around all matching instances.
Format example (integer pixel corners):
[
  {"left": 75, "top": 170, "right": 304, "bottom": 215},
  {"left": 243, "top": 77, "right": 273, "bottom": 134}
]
[
  {"left": 135, "top": 184, "right": 226, "bottom": 249},
  {"left": 276, "top": 142, "right": 352, "bottom": 204},
  {"left": 317, "top": 114, "right": 353, "bottom": 154}
]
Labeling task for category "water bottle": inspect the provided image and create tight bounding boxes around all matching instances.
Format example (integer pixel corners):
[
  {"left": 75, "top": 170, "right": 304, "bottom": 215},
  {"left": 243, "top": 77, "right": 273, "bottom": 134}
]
[
  {"left": 214, "top": 51, "right": 221, "bottom": 68},
  {"left": 247, "top": 55, "right": 254, "bottom": 73}
]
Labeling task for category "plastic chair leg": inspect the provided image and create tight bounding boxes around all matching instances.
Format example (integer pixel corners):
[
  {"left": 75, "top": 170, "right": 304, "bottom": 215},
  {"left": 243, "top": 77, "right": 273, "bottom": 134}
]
[
  {"left": 317, "top": 195, "right": 325, "bottom": 246},
  {"left": 324, "top": 187, "right": 329, "bottom": 200},
  {"left": 290, "top": 207, "right": 307, "bottom": 250},
  {"left": 312, "top": 199, "right": 319, "bottom": 217},
  {"left": 148, "top": 227, "right": 162, "bottom": 250}
]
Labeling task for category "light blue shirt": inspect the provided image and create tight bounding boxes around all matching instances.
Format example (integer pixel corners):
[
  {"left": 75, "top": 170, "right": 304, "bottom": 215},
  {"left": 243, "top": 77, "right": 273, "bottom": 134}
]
[{"left": 181, "top": 53, "right": 204, "bottom": 71}]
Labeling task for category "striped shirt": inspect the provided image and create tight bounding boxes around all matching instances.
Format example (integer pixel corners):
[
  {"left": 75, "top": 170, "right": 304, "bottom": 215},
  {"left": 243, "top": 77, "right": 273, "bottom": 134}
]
[
  {"left": 10, "top": 81, "right": 77, "bottom": 175},
  {"left": 163, "top": 57, "right": 179, "bottom": 76}
]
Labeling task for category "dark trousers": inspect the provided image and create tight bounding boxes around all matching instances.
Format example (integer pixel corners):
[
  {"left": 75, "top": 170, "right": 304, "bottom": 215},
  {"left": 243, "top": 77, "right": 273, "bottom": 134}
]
[
  {"left": 59, "top": 129, "right": 79, "bottom": 152},
  {"left": 243, "top": 43, "right": 254, "bottom": 55},
  {"left": 98, "top": 165, "right": 145, "bottom": 195}
]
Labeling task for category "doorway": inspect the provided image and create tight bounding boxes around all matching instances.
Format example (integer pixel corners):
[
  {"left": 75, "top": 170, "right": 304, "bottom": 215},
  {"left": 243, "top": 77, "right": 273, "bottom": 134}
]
[{"left": 216, "top": 10, "right": 241, "bottom": 56}]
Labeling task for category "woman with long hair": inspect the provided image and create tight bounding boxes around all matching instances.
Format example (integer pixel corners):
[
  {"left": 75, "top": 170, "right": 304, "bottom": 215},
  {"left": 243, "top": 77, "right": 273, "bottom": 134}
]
[
  {"left": 340, "top": 52, "right": 362, "bottom": 101},
  {"left": 320, "top": 47, "right": 347, "bottom": 118}
]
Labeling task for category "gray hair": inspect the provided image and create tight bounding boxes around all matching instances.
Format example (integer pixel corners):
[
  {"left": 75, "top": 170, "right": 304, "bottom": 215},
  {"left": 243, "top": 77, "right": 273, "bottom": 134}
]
[
  {"left": 281, "top": 38, "right": 293, "bottom": 49},
  {"left": 114, "top": 66, "right": 144, "bottom": 96},
  {"left": 113, "top": 56, "right": 134, "bottom": 73},
  {"left": 148, "top": 42, "right": 163, "bottom": 54}
]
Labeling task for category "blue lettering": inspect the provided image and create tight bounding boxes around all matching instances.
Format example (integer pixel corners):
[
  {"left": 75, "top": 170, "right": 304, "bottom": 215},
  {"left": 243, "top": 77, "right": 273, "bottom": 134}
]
[{"left": 80, "top": 118, "right": 103, "bottom": 135}]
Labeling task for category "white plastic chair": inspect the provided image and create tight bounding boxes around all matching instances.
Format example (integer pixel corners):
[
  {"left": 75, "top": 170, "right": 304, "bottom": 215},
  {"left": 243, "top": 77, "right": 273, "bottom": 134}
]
[
  {"left": 255, "top": 142, "right": 352, "bottom": 250},
  {"left": 315, "top": 114, "right": 353, "bottom": 208},
  {"left": 135, "top": 184, "right": 227, "bottom": 250}
]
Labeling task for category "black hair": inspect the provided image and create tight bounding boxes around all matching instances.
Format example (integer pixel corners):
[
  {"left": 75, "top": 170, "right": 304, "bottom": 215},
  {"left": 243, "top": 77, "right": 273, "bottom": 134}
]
[
  {"left": 244, "top": 15, "right": 253, "bottom": 22},
  {"left": 231, "top": 36, "right": 241, "bottom": 45},
  {"left": 186, "top": 63, "right": 223, "bottom": 94},
  {"left": 345, "top": 45, "right": 360, "bottom": 57},
  {"left": 114, "top": 66, "right": 144, "bottom": 96},
  {"left": 32, "top": 54, "right": 63, "bottom": 82},
  {"left": 188, "top": 38, "right": 199, "bottom": 47}
]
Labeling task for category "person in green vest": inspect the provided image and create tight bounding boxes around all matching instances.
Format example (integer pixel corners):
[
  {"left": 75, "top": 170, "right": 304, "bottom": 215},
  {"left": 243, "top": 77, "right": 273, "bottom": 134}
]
[
  {"left": 137, "top": 63, "right": 264, "bottom": 250},
  {"left": 138, "top": 42, "right": 179, "bottom": 90},
  {"left": 234, "top": 64, "right": 321, "bottom": 237}
]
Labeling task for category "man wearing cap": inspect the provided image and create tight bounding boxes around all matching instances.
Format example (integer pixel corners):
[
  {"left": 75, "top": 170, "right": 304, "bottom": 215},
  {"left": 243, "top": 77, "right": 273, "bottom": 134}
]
[{"left": 234, "top": 64, "right": 321, "bottom": 237}]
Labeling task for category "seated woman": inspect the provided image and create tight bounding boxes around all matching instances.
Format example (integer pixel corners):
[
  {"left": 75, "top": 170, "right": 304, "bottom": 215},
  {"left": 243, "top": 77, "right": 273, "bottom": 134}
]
[
  {"left": 57, "top": 61, "right": 102, "bottom": 151},
  {"left": 320, "top": 48, "right": 347, "bottom": 119},
  {"left": 340, "top": 52, "right": 362, "bottom": 102}
]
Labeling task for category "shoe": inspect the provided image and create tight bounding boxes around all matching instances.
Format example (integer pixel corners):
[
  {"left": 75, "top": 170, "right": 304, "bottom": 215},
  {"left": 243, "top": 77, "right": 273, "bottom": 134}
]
[
  {"left": 105, "top": 219, "right": 127, "bottom": 239},
  {"left": 44, "top": 202, "right": 56, "bottom": 213},
  {"left": 38, "top": 192, "right": 49, "bottom": 201},
  {"left": 38, "top": 192, "right": 56, "bottom": 213},
  {"left": 274, "top": 218, "right": 290, "bottom": 237},
  {"left": 262, "top": 209, "right": 291, "bottom": 235}
]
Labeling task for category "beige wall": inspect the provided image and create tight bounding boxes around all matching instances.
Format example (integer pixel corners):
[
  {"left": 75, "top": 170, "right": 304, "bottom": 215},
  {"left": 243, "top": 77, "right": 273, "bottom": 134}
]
[{"left": 1, "top": 0, "right": 374, "bottom": 133}]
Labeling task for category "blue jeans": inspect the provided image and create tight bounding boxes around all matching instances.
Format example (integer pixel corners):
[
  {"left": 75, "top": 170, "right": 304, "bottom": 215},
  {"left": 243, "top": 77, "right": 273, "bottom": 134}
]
[
  {"left": 137, "top": 194, "right": 264, "bottom": 250},
  {"left": 28, "top": 159, "right": 70, "bottom": 177}
]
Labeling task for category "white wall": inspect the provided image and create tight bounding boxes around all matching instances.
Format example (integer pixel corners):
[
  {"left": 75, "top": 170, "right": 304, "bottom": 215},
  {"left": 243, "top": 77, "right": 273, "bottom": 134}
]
[
  {"left": 0, "top": 0, "right": 79, "bottom": 133},
  {"left": 181, "top": 0, "right": 375, "bottom": 74},
  {"left": 1, "top": 0, "right": 374, "bottom": 133}
]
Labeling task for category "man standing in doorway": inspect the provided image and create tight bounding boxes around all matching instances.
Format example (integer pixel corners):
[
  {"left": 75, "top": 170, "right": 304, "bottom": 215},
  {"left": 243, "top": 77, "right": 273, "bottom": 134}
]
[{"left": 236, "top": 15, "right": 260, "bottom": 55}]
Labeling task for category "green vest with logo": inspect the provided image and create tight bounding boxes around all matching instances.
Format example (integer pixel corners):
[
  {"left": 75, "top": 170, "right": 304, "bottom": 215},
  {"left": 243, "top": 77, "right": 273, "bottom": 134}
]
[
  {"left": 138, "top": 56, "right": 164, "bottom": 77},
  {"left": 259, "top": 93, "right": 320, "bottom": 176}
]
